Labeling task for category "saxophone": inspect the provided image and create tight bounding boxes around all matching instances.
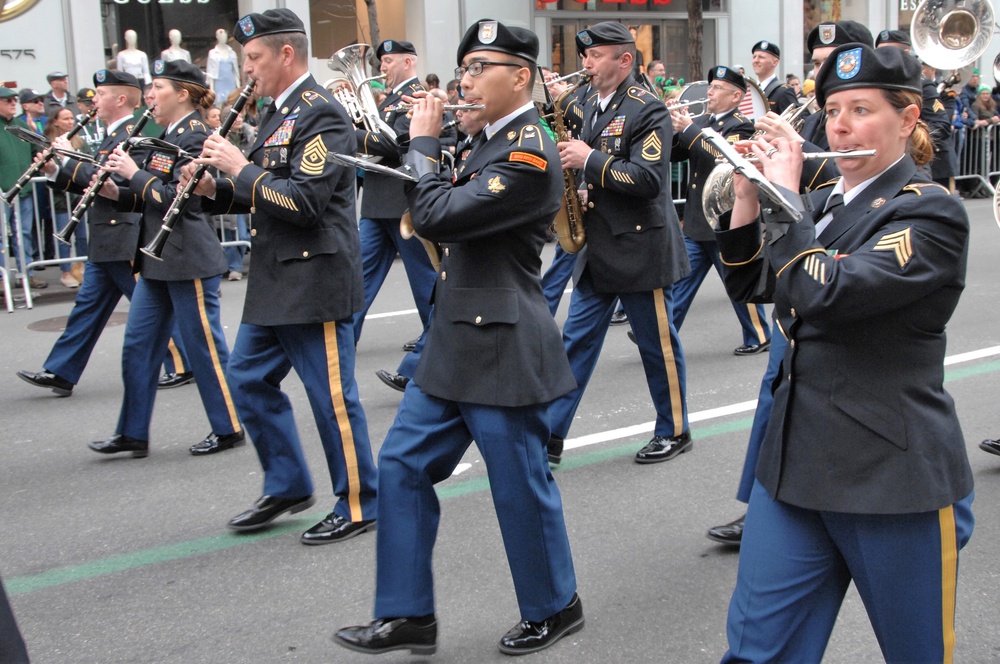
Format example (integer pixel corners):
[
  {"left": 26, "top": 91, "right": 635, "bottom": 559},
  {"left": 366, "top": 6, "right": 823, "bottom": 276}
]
[{"left": 548, "top": 75, "right": 590, "bottom": 254}]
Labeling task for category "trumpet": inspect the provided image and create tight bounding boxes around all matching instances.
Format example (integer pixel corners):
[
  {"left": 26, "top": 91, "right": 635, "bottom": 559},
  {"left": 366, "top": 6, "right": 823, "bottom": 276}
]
[
  {"left": 56, "top": 107, "right": 155, "bottom": 245},
  {"left": 141, "top": 79, "right": 256, "bottom": 260},
  {"left": 2, "top": 108, "right": 97, "bottom": 206},
  {"left": 667, "top": 97, "right": 710, "bottom": 118},
  {"left": 546, "top": 69, "right": 588, "bottom": 85},
  {"left": 716, "top": 149, "right": 877, "bottom": 164}
]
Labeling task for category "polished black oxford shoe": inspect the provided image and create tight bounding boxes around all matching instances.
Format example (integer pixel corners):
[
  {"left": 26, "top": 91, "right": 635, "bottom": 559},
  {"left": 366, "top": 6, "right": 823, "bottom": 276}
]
[
  {"left": 375, "top": 369, "right": 409, "bottom": 392},
  {"left": 17, "top": 369, "right": 73, "bottom": 397},
  {"left": 88, "top": 435, "right": 149, "bottom": 458},
  {"left": 634, "top": 431, "right": 692, "bottom": 464},
  {"left": 158, "top": 371, "right": 195, "bottom": 389},
  {"left": 626, "top": 330, "right": 638, "bottom": 345},
  {"left": 227, "top": 495, "right": 315, "bottom": 532},
  {"left": 334, "top": 616, "right": 437, "bottom": 656},
  {"left": 189, "top": 430, "right": 246, "bottom": 456},
  {"left": 498, "top": 593, "right": 584, "bottom": 655},
  {"left": 301, "top": 513, "right": 375, "bottom": 545},
  {"left": 734, "top": 339, "right": 771, "bottom": 356},
  {"left": 980, "top": 438, "right": 1000, "bottom": 456},
  {"left": 547, "top": 435, "right": 564, "bottom": 465},
  {"left": 610, "top": 310, "right": 629, "bottom": 326},
  {"left": 401, "top": 338, "right": 419, "bottom": 352},
  {"left": 707, "top": 514, "right": 745, "bottom": 546}
]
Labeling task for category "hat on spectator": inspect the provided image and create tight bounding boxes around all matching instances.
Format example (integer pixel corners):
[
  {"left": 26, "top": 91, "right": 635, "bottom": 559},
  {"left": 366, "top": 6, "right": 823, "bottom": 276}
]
[
  {"left": 0, "top": 87, "right": 17, "bottom": 100},
  {"left": 76, "top": 88, "right": 96, "bottom": 102},
  {"left": 18, "top": 88, "right": 43, "bottom": 104},
  {"left": 47, "top": 71, "right": 68, "bottom": 83}
]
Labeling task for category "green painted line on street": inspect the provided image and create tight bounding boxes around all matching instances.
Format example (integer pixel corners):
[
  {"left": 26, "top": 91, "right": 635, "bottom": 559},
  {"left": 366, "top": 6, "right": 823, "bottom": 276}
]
[{"left": 7, "top": 359, "right": 997, "bottom": 596}]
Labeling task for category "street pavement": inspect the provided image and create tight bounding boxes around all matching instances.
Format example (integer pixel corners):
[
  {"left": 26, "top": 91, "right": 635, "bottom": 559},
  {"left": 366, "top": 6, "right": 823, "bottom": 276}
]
[{"left": 2, "top": 198, "right": 1000, "bottom": 663}]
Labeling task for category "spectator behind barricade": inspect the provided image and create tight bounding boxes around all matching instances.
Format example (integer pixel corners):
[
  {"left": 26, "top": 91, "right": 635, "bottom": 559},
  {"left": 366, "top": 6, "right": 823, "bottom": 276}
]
[
  {"left": 802, "top": 78, "right": 815, "bottom": 99},
  {"left": 44, "top": 106, "right": 90, "bottom": 288},
  {"left": 19, "top": 88, "right": 54, "bottom": 264},
  {"left": 970, "top": 84, "right": 999, "bottom": 125},
  {"left": 959, "top": 68, "right": 980, "bottom": 110},
  {"left": 18, "top": 89, "right": 46, "bottom": 133},
  {"left": 786, "top": 73, "right": 803, "bottom": 100},
  {"left": 424, "top": 72, "right": 440, "bottom": 90},
  {"left": 445, "top": 78, "right": 461, "bottom": 105},
  {"left": 219, "top": 103, "right": 253, "bottom": 281},
  {"left": 75, "top": 87, "right": 105, "bottom": 153},
  {"left": 0, "top": 87, "right": 45, "bottom": 288}
]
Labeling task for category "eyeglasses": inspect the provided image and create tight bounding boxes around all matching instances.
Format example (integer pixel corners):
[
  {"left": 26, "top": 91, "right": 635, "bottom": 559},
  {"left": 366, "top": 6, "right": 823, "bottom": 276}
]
[{"left": 454, "top": 61, "right": 524, "bottom": 79}]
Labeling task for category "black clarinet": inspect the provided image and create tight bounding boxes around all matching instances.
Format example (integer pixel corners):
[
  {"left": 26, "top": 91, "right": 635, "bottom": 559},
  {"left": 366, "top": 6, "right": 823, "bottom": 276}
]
[
  {"left": 1, "top": 108, "right": 97, "bottom": 206},
  {"left": 141, "top": 79, "right": 256, "bottom": 260},
  {"left": 56, "top": 106, "right": 155, "bottom": 245}
]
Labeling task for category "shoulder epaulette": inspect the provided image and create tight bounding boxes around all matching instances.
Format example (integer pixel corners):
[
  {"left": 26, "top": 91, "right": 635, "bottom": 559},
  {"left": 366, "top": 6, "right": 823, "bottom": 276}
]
[
  {"left": 902, "top": 182, "right": 951, "bottom": 196},
  {"left": 627, "top": 86, "right": 652, "bottom": 102},
  {"left": 733, "top": 112, "right": 749, "bottom": 122},
  {"left": 189, "top": 119, "right": 205, "bottom": 131},
  {"left": 301, "top": 90, "right": 325, "bottom": 106},
  {"left": 814, "top": 177, "right": 839, "bottom": 190},
  {"left": 516, "top": 123, "right": 544, "bottom": 149}
]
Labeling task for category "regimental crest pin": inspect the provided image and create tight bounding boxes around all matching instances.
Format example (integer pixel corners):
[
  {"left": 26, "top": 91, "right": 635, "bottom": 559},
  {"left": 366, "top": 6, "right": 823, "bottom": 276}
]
[
  {"left": 820, "top": 25, "right": 836, "bottom": 45},
  {"left": 507, "top": 130, "right": 516, "bottom": 140},
  {"left": 871, "top": 197, "right": 886, "bottom": 208},
  {"left": 578, "top": 30, "right": 593, "bottom": 46},
  {"left": 480, "top": 21, "right": 497, "bottom": 44},
  {"left": 239, "top": 17, "right": 255, "bottom": 37},
  {"left": 837, "top": 48, "right": 861, "bottom": 80},
  {"left": 153, "top": 60, "right": 165, "bottom": 76}
]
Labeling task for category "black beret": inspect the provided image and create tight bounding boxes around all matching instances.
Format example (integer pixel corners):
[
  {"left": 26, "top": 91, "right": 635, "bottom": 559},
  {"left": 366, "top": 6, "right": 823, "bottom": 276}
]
[
  {"left": 807, "top": 21, "right": 874, "bottom": 53},
  {"left": 376, "top": 40, "right": 417, "bottom": 60},
  {"left": 575, "top": 21, "right": 633, "bottom": 54},
  {"left": 708, "top": 65, "right": 747, "bottom": 93},
  {"left": 233, "top": 8, "right": 305, "bottom": 46},
  {"left": 94, "top": 69, "right": 141, "bottom": 90},
  {"left": 457, "top": 19, "right": 539, "bottom": 65},
  {"left": 152, "top": 59, "right": 207, "bottom": 89},
  {"left": 751, "top": 40, "right": 780, "bottom": 58},
  {"left": 816, "top": 42, "right": 921, "bottom": 107},
  {"left": 875, "top": 29, "right": 911, "bottom": 48}
]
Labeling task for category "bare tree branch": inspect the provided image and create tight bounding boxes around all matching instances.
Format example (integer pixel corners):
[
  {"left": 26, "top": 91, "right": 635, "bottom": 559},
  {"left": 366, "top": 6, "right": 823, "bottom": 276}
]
[{"left": 688, "top": 0, "right": 703, "bottom": 82}]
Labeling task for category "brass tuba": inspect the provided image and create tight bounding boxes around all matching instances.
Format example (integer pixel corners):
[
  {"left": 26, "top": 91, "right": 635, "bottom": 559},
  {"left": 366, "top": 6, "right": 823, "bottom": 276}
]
[
  {"left": 326, "top": 44, "right": 396, "bottom": 140},
  {"left": 702, "top": 100, "right": 817, "bottom": 230},
  {"left": 547, "top": 73, "right": 591, "bottom": 254},
  {"left": 910, "top": 0, "right": 994, "bottom": 70}
]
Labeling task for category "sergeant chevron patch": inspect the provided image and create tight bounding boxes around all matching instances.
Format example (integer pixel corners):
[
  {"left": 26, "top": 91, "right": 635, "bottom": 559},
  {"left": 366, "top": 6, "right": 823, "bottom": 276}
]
[
  {"left": 641, "top": 132, "right": 662, "bottom": 161},
  {"left": 802, "top": 253, "right": 826, "bottom": 284},
  {"left": 873, "top": 227, "right": 912, "bottom": 268},
  {"left": 300, "top": 136, "right": 328, "bottom": 176}
]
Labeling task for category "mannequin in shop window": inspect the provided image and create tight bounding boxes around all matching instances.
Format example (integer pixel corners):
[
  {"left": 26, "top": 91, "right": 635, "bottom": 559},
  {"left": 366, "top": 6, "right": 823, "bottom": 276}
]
[
  {"left": 161, "top": 29, "right": 192, "bottom": 63},
  {"left": 207, "top": 29, "right": 240, "bottom": 107},
  {"left": 117, "top": 29, "right": 151, "bottom": 84}
]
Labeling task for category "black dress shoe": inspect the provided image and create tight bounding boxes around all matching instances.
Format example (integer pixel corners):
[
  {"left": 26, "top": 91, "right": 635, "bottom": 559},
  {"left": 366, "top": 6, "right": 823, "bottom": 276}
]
[
  {"left": 17, "top": 369, "right": 74, "bottom": 396},
  {"left": 334, "top": 616, "right": 437, "bottom": 656},
  {"left": 88, "top": 434, "right": 149, "bottom": 458},
  {"left": 158, "top": 371, "right": 195, "bottom": 389},
  {"left": 227, "top": 495, "right": 315, "bottom": 532},
  {"left": 498, "top": 593, "right": 584, "bottom": 655},
  {"left": 301, "top": 513, "right": 375, "bottom": 545},
  {"left": 707, "top": 513, "right": 745, "bottom": 546},
  {"left": 610, "top": 309, "right": 629, "bottom": 325},
  {"left": 189, "top": 430, "right": 246, "bottom": 456},
  {"left": 627, "top": 330, "right": 638, "bottom": 345},
  {"left": 634, "top": 431, "right": 692, "bottom": 464},
  {"left": 376, "top": 369, "right": 409, "bottom": 392},
  {"left": 401, "top": 338, "right": 419, "bottom": 352},
  {"left": 980, "top": 438, "right": 1000, "bottom": 456},
  {"left": 547, "top": 435, "right": 564, "bottom": 465},
  {"left": 734, "top": 339, "right": 771, "bottom": 356}
]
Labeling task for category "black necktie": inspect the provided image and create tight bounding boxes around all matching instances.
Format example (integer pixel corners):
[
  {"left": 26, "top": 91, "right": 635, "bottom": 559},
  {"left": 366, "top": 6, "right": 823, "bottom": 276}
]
[
  {"left": 822, "top": 193, "right": 844, "bottom": 219},
  {"left": 259, "top": 102, "right": 277, "bottom": 127}
]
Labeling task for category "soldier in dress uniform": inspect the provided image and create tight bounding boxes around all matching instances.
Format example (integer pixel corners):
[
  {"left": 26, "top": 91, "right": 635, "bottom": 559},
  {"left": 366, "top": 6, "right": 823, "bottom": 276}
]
[
  {"left": 669, "top": 65, "right": 770, "bottom": 356},
  {"left": 353, "top": 39, "right": 438, "bottom": 392},
  {"left": 93, "top": 59, "right": 242, "bottom": 459},
  {"left": 335, "top": 18, "right": 582, "bottom": 657},
  {"left": 546, "top": 21, "right": 691, "bottom": 465},
  {"left": 16, "top": 70, "right": 191, "bottom": 402},
  {"left": 751, "top": 40, "right": 797, "bottom": 114},
  {"left": 191, "top": 9, "right": 378, "bottom": 544},
  {"left": 874, "top": 29, "right": 956, "bottom": 191},
  {"left": 716, "top": 42, "right": 974, "bottom": 662}
]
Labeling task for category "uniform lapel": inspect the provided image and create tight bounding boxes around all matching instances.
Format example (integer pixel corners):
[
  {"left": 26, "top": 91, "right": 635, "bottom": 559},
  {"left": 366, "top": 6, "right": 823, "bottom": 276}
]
[{"left": 816, "top": 157, "right": 918, "bottom": 248}]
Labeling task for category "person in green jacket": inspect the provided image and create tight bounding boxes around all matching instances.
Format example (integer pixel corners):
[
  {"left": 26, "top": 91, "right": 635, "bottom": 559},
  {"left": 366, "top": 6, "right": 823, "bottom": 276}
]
[{"left": 0, "top": 87, "right": 45, "bottom": 289}]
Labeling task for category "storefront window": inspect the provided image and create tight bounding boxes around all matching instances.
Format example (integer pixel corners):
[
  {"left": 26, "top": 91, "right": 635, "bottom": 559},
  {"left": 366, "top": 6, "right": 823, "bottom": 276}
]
[
  {"left": 310, "top": 0, "right": 362, "bottom": 60},
  {"left": 537, "top": 0, "right": 726, "bottom": 12},
  {"left": 803, "top": 0, "right": 870, "bottom": 58}
]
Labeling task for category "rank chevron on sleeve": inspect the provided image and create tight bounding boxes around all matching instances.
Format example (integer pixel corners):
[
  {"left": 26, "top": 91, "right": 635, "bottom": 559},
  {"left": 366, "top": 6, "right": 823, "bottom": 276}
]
[{"left": 872, "top": 227, "right": 913, "bottom": 268}]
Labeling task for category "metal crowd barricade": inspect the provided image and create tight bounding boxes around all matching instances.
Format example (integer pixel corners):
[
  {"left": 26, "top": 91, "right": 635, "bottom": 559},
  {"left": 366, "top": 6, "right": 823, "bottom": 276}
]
[
  {"left": 20, "top": 176, "right": 88, "bottom": 309},
  {"left": 0, "top": 202, "right": 14, "bottom": 312},
  {"left": 956, "top": 125, "right": 995, "bottom": 197}
]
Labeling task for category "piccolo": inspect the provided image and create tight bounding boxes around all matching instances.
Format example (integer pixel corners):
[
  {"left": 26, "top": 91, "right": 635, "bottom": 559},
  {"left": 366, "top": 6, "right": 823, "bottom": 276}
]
[
  {"left": 56, "top": 106, "right": 155, "bottom": 245},
  {"left": 717, "top": 149, "right": 877, "bottom": 163},
  {"left": 141, "top": 79, "right": 256, "bottom": 260},
  {"left": 2, "top": 108, "right": 97, "bottom": 206}
]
